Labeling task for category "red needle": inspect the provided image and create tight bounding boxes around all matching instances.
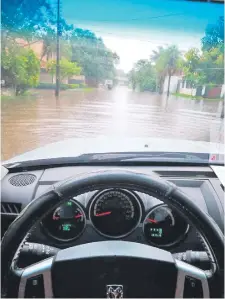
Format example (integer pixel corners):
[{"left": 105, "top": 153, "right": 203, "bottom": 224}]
[
  {"left": 95, "top": 211, "right": 112, "bottom": 217},
  {"left": 74, "top": 214, "right": 83, "bottom": 219},
  {"left": 148, "top": 218, "right": 158, "bottom": 223}
]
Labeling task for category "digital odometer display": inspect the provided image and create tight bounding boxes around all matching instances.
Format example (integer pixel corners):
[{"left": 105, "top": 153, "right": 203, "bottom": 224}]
[
  {"left": 89, "top": 189, "right": 142, "bottom": 238},
  {"left": 42, "top": 200, "right": 86, "bottom": 242},
  {"left": 143, "top": 205, "right": 189, "bottom": 247}
]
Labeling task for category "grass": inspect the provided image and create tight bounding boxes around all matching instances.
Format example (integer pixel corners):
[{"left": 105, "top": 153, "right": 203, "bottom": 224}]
[
  {"left": 1, "top": 95, "right": 15, "bottom": 101},
  {"left": 1, "top": 92, "right": 37, "bottom": 101},
  {"left": 36, "top": 82, "right": 90, "bottom": 90},
  {"left": 1, "top": 86, "right": 94, "bottom": 101},
  {"left": 83, "top": 87, "right": 94, "bottom": 92},
  {"left": 172, "top": 92, "right": 222, "bottom": 101}
]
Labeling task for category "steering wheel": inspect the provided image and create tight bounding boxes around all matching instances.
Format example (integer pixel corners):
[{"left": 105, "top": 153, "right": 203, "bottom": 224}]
[{"left": 1, "top": 170, "right": 224, "bottom": 298}]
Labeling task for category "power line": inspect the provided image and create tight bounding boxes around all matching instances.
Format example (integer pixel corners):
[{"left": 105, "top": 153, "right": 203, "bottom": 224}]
[{"left": 77, "top": 12, "right": 186, "bottom": 23}]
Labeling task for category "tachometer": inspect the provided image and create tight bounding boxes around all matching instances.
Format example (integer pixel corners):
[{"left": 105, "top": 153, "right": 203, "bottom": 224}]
[
  {"left": 89, "top": 189, "right": 142, "bottom": 238},
  {"left": 143, "top": 205, "right": 189, "bottom": 247},
  {"left": 41, "top": 200, "right": 86, "bottom": 242}
]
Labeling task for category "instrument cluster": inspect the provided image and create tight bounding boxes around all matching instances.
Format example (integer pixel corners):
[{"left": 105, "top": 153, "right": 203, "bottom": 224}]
[{"left": 41, "top": 189, "right": 189, "bottom": 248}]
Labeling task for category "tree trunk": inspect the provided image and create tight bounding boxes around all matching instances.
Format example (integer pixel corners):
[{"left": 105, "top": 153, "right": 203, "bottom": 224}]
[
  {"left": 221, "top": 100, "right": 224, "bottom": 119},
  {"left": 167, "top": 74, "right": 171, "bottom": 97}
]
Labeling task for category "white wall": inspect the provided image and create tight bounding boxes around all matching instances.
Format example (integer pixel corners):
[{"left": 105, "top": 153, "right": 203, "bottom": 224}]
[
  {"left": 179, "top": 81, "right": 197, "bottom": 96},
  {"left": 220, "top": 84, "right": 225, "bottom": 97},
  {"left": 163, "top": 75, "right": 180, "bottom": 94}
]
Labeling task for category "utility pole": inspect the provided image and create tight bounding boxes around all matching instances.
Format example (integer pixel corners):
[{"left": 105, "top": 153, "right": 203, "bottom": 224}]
[{"left": 55, "top": 0, "right": 60, "bottom": 97}]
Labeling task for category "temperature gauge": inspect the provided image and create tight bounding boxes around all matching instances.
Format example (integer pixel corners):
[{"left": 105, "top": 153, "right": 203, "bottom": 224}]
[{"left": 42, "top": 200, "right": 86, "bottom": 242}]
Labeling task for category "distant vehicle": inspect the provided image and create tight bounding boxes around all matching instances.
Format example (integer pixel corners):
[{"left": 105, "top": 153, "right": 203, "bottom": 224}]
[{"left": 105, "top": 79, "right": 113, "bottom": 90}]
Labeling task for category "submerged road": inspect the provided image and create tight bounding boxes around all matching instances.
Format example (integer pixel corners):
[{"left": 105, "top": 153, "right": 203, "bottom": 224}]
[{"left": 1, "top": 86, "right": 224, "bottom": 160}]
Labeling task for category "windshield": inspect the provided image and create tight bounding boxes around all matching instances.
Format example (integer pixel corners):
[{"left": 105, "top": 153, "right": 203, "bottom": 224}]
[{"left": 1, "top": 0, "right": 224, "bottom": 163}]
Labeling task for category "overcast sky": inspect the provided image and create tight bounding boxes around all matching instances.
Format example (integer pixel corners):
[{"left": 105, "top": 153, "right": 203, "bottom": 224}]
[{"left": 62, "top": 0, "right": 223, "bottom": 72}]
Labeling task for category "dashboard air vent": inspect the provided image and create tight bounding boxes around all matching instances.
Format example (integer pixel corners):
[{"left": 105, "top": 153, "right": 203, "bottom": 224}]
[
  {"left": 9, "top": 174, "right": 36, "bottom": 187},
  {"left": 1, "top": 202, "right": 22, "bottom": 215}
]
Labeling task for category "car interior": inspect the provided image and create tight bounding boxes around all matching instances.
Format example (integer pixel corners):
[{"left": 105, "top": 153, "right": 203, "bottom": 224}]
[{"left": 1, "top": 164, "right": 224, "bottom": 298}]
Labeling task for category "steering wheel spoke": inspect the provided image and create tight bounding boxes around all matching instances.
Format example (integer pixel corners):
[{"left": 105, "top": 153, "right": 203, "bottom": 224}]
[
  {"left": 175, "top": 259, "right": 210, "bottom": 298},
  {"left": 18, "top": 257, "right": 53, "bottom": 298}
]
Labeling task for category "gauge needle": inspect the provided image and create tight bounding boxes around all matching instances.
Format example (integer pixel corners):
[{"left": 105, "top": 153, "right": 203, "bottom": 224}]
[
  {"left": 95, "top": 211, "right": 112, "bottom": 217},
  {"left": 74, "top": 214, "right": 83, "bottom": 219},
  {"left": 147, "top": 218, "right": 158, "bottom": 223}
]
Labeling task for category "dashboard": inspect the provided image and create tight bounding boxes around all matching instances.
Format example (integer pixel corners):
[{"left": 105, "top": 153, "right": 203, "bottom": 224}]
[
  {"left": 40, "top": 189, "right": 189, "bottom": 249},
  {"left": 1, "top": 165, "right": 224, "bottom": 255}
]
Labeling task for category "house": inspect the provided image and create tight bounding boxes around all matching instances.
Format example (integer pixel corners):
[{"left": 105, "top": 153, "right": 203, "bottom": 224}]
[
  {"left": 163, "top": 74, "right": 224, "bottom": 99},
  {"left": 15, "top": 38, "right": 86, "bottom": 85},
  {"left": 163, "top": 71, "right": 183, "bottom": 94}
]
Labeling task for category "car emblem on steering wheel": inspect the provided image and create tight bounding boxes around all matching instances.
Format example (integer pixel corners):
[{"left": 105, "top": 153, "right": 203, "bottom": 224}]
[{"left": 106, "top": 285, "right": 123, "bottom": 298}]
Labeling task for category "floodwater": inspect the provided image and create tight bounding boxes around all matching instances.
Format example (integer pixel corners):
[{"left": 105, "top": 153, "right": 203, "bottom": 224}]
[{"left": 1, "top": 86, "right": 224, "bottom": 160}]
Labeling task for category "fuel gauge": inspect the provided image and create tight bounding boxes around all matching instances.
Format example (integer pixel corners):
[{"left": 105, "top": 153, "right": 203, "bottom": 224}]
[{"left": 143, "top": 205, "right": 189, "bottom": 248}]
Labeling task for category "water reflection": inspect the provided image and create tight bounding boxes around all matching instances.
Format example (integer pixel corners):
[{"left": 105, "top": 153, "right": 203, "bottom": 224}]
[{"left": 1, "top": 86, "right": 224, "bottom": 160}]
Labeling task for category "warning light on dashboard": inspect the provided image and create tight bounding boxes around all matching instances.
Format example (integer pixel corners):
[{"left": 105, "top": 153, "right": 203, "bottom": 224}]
[{"left": 210, "top": 155, "right": 216, "bottom": 161}]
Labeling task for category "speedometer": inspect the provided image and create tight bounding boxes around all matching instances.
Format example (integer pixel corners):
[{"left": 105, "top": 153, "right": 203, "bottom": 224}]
[
  {"left": 89, "top": 189, "right": 142, "bottom": 238},
  {"left": 143, "top": 205, "right": 189, "bottom": 247}
]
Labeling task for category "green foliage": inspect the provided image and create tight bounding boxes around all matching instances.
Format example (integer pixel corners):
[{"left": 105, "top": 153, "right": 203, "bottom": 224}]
[
  {"left": 71, "top": 29, "right": 119, "bottom": 85},
  {"left": 155, "top": 45, "right": 181, "bottom": 76},
  {"left": 37, "top": 83, "right": 82, "bottom": 90},
  {"left": 46, "top": 58, "right": 82, "bottom": 82},
  {"left": 129, "top": 46, "right": 181, "bottom": 94},
  {"left": 2, "top": 1, "right": 119, "bottom": 87},
  {"left": 128, "top": 59, "right": 156, "bottom": 92},
  {"left": 154, "top": 45, "right": 181, "bottom": 94},
  {"left": 150, "top": 46, "right": 165, "bottom": 62},
  {"left": 202, "top": 17, "right": 224, "bottom": 51},
  {"left": 1, "top": 0, "right": 53, "bottom": 42},
  {"left": 1, "top": 45, "right": 40, "bottom": 95},
  {"left": 201, "top": 46, "right": 224, "bottom": 85},
  {"left": 183, "top": 45, "right": 224, "bottom": 86},
  {"left": 41, "top": 30, "right": 72, "bottom": 61}
]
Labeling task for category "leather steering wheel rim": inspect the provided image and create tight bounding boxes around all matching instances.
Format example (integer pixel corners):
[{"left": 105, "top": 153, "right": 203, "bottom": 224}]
[{"left": 1, "top": 170, "right": 224, "bottom": 297}]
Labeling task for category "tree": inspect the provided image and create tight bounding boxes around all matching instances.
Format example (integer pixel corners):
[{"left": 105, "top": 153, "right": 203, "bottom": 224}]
[
  {"left": 1, "top": 45, "right": 40, "bottom": 95},
  {"left": 202, "top": 17, "right": 224, "bottom": 51},
  {"left": 155, "top": 45, "right": 181, "bottom": 96},
  {"left": 150, "top": 46, "right": 164, "bottom": 62},
  {"left": 182, "top": 46, "right": 224, "bottom": 87},
  {"left": 150, "top": 47, "right": 166, "bottom": 93},
  {"left": 128, "top": 69, "right": 137, "bottom": 91},
  {"left": 200, "top": 46, "right": 224, "bottom": 85},
  {"left": 41, "top": 35, "right": 72, "bottom": 62},
  {"left": 70, "top": 28, "right": 119, "bottom": 85},
  {"left": 46, "top": 58, "right": 81, "bottom": 82},
  {"left": 181, "top": 48, "right": 205, "bottom": 87},
  {"left": 1, "top": 0, "right": 53, "bottom": 41},
  {"left": 128, "top": 59, "right": 156, "bottom": 92}
]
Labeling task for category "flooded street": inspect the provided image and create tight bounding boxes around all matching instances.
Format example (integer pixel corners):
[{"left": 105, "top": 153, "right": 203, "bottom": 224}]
[{"left": 1, "top": 86, "right": 224, "bottom": 161}]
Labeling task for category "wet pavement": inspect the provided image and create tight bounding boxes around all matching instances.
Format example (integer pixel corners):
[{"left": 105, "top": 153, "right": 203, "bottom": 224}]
[{"left": 1, "top": 86, "right": 224, "bottom": 160}]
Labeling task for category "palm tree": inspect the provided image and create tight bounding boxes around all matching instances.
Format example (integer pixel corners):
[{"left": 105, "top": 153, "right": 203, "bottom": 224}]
[
  {"left": 165, "top": 46, "right": 181, "bottom": 96},
  {"left": 41, "top": 34, "right": 56, "bottom": 61},
  {"left": 155, "top": 45, "right": 181, "bottom": 96},
  {"left": 150, "top": 46, "right": 166, "bottom": 93},
  {"left": 150, "top": 46, "right": 164, "bottom": 62}
]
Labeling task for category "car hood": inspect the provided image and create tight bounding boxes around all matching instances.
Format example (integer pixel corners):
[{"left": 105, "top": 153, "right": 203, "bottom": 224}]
[{"left": 3, "top": 137, "right": 224, "bottom": 164}]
